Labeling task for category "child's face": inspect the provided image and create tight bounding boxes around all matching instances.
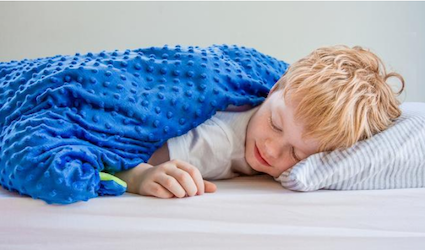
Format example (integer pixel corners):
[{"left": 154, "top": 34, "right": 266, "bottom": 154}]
[{"left": 245, "top": 86, "right": 320, "bottom": 177}]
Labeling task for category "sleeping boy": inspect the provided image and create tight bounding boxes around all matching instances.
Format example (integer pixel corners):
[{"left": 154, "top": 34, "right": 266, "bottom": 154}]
[{"left": 114, "top": 45, "right": 404, "bottom": 199}]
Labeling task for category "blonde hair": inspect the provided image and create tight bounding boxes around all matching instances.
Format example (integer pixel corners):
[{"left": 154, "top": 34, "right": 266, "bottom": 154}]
[{"left": 276, "top": 45, "right": 405, "bottom": 152}]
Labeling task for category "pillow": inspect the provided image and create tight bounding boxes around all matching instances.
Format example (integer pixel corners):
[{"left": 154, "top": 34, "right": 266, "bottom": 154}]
[{"left": 275, "top": 102, "right": 425, "bottom": 191}]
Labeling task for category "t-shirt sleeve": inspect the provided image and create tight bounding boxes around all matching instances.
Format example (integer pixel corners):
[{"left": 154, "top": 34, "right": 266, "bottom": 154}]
[{"left": 167, "top": 116, "right": 238, "bottom": 180}]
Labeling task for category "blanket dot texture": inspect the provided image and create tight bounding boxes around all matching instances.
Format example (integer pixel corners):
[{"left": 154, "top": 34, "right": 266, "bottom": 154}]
[{"left": 0, "top": 44, "right": 288, "bottom": 204}]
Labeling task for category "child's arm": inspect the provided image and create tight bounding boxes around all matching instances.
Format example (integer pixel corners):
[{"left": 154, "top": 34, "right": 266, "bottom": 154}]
[{"left": 114, "top": 142, "right": 217, "bottom": 198}]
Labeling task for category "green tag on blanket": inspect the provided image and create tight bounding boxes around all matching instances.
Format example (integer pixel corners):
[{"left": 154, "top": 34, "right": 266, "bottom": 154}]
[{"left": 99, "top": 172, "right": 127, "bottom": 188}]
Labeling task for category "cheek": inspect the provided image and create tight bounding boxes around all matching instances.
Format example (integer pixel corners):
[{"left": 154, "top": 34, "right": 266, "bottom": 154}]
[
  {"left": 248, "top": 114, "right": 267, "bottom": 137},
  {"left": 274, "top": 158, "right": 298, "bottom": 175},
  {"left": 276, "top": 163, "right": 292, "bottom": 173}
]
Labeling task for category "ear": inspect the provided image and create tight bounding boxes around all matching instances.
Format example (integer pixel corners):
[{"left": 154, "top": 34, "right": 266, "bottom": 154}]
[
  {"left": 268, "top": 75, "right": 286, "bottom": 97},
  {"left": 268, "top": 83, "right": 279, "bottom": 97}
]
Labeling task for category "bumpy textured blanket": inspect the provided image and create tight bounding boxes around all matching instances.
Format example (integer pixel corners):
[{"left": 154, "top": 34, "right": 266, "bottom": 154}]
[{"left": 0, "top": 44, "right": 288, "bottom": 204}]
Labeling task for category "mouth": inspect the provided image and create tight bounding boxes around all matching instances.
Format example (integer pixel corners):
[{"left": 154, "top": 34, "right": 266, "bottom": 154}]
[{"left": 254, "top": 143, "right": 271, "bottom": 167}]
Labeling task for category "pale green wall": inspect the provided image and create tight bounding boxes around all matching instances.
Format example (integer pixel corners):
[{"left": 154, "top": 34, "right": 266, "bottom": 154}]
[{"left": 1, "top": 2, "right": 424, "bottom": 102}]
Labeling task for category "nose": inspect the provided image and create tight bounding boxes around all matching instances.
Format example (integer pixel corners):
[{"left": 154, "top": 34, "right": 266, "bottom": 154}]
[{"left": 263, "top": 138, "right": 283, "bottom": 159}]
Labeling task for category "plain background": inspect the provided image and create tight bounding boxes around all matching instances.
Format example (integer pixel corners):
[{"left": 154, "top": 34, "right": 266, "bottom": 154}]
[{"left": 0, "top": 1, "right": 424, "bottom": 102}]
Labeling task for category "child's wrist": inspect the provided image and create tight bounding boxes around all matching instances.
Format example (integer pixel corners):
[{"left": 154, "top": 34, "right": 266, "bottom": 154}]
[{"left": 114, "top": 163, "right": 153, "bottom": 194}]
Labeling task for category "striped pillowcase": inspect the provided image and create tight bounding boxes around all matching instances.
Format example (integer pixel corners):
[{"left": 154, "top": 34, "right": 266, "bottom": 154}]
[{"left": 275, "top": 102, "right": 425, "bottom": 191}]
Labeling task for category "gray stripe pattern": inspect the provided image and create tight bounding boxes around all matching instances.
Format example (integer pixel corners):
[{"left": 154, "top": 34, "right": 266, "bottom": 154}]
[{"left": 275, "top": 102, "right": 425, "bottom": 191}]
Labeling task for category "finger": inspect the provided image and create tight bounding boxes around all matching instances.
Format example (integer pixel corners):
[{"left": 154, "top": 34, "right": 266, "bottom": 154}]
[
  {"left": 156, "top": 174, "right": 187, "bottom": 198},
  {"left": 204, "top": 181, "right": 217, "bottom": 193},
  {"left": 165, "top": 166, "right": 198, "bottom": 197},
  {"left": 173, "top": 160, "right": 205, "bottom": 195},
  {"left": 146, "top": 182, "right": 175, "bottom": 199}
]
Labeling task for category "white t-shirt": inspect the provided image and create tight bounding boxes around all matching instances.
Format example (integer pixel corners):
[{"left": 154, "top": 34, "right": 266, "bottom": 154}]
[{"left": 167, "top": 107, "right": 261, "bottom": 180}]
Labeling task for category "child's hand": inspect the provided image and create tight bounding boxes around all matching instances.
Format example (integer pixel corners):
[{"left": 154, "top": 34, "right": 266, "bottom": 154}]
[{"left": 132, "top": 160, "right": 217, "bottom": 198}]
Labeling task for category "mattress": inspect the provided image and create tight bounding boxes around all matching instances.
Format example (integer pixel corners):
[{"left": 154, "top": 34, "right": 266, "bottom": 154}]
[{"left": 1, "top": 174, "right": 425, "bottom": 250}]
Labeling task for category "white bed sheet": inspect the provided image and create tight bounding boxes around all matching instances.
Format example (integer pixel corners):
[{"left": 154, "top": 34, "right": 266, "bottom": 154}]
[{"left": 1, "top": 174, "right": 425, "bottom": 250}]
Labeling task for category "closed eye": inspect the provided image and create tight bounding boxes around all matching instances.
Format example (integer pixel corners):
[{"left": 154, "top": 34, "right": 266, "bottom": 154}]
[
  {"left": 269, "top": 114, "right": 301, "bottom": 162},
  {"left": 268, "top": 115, "right": 282, "bottom": 133},
  {"left": 291, "top": 147, "right": 301, "bottom": 162}
]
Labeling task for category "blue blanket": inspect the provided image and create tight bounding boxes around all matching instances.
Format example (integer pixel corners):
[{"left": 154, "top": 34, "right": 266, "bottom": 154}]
[{"left": 0, "top": 44, "right": 288, "bottom": 204}]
